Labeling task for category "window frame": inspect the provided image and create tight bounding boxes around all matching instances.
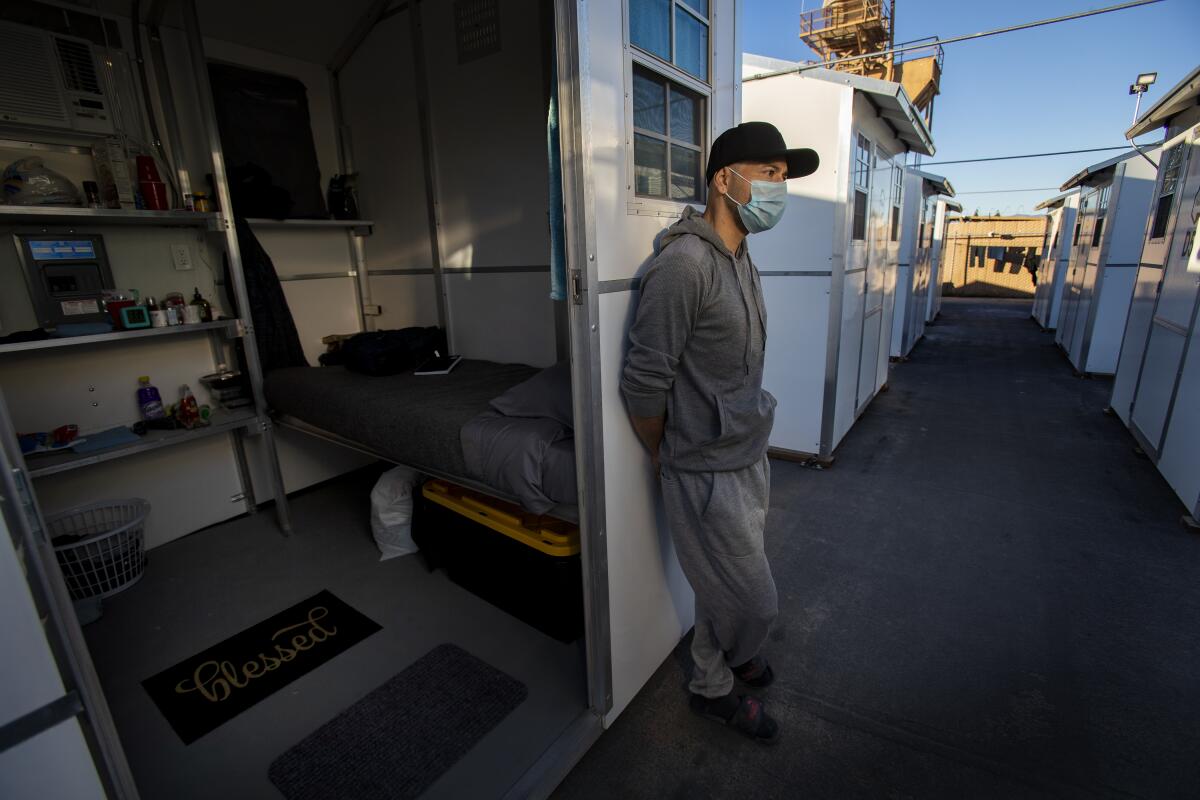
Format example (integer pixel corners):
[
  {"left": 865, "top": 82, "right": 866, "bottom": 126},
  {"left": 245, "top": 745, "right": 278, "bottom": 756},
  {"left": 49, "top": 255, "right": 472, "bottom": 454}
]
[
  {"left": 630, "top": 64, "right": 707, "bottom": 204},
  {"left": 851, "top": 133, "right": 872, "bottom": 241},
  {"left": 625, "top": 2, "right": 714, "bottom": 213},
  {"left": 628, "top": 0, "right": 712, "bottom": 84},
  {"left": 1091, "top": 183, "right": 1111, "bottom": 248},
  {"left": 889, "top": 164, "right": 903, "bottom": 242},
  {"left": 1149, "top": 144, "right": 1185, "bottom": 240}
]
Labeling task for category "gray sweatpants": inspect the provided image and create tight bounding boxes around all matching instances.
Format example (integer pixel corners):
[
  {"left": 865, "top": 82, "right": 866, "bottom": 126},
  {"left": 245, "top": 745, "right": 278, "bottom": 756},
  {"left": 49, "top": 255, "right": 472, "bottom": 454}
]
[{"left": 660, "top": 454, "right": 778, "bottom": 698}]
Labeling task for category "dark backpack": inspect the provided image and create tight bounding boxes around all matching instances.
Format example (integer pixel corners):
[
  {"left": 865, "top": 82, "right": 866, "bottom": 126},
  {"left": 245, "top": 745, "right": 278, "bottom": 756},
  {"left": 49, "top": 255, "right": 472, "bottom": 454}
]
[{"left": 340, "top": 327, "right": 447, "bottom": 376}]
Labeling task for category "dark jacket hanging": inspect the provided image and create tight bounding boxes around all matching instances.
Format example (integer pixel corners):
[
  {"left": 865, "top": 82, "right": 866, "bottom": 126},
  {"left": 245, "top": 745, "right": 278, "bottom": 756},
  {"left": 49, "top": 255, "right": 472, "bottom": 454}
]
[{"left": 223, "top": 216, "right": 309, "bottom": 374}]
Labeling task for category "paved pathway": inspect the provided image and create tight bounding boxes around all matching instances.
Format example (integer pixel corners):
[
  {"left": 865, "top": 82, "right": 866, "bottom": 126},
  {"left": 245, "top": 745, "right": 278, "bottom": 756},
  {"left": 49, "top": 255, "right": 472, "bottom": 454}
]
[{"left": 554, "top": 298, "right": 1200, "bottom": 800}]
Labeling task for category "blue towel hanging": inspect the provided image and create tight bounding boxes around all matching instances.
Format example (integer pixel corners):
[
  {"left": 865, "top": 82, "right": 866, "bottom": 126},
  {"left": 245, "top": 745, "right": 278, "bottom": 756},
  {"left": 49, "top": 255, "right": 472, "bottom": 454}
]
[{"left": 548, "top": 60, "right": 567, "bottom": 302}]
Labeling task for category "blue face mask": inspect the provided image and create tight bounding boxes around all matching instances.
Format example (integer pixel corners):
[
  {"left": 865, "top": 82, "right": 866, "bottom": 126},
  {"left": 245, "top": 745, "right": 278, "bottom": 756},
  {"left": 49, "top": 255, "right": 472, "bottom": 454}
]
[{"left": 724, "top": 168, "right": 787, "bottom": 233}]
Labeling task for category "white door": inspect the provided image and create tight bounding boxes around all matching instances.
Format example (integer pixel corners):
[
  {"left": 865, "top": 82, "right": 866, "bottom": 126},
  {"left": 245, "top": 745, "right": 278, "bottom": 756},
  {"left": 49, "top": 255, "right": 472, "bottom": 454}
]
[
  {"left": 1059, "top": 191, "right": 1094, "bottom": 351},
  {"left": 858, "top": 145, "right": 892, "bottom": 408},
  {"left": 1130, "top": 135, "right": 1200, "bottom": 453},
  {"left": 0, "top": 390, "right": 138, "bottom": 799}
]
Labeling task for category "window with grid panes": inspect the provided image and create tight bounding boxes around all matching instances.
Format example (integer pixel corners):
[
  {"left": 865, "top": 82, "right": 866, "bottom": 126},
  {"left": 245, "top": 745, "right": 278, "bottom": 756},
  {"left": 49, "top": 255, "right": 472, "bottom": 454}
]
[
  {"left": 889, "top": 164, "right": 902, "bottom": 241},
  {"left": 1150, "top": 145, "right": 1184, "bottom": 239},
  {"left": 852, "top": 134, "right": 871, "bottom": 240},
  {"left": 1091, "top": 184, "right": 1111, "bottom": 247},
  {"left": 630, "top": 0, "right": 709, "bottom": 81},
  {"left": 632, "top": 65, "right": 705, "bottom": 201}
]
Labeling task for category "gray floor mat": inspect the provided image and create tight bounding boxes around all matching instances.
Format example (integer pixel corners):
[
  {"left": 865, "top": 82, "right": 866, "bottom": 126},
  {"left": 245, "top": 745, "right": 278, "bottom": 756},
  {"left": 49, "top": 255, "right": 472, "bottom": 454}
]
[{"left": 268, "top": 643, "right": 528, "bottom": 800}]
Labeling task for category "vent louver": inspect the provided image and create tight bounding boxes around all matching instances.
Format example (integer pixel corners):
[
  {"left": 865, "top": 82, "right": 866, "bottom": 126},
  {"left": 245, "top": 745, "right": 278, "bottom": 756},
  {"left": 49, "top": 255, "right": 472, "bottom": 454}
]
[
  {"left": 454, "top": 0, "right": 501, "bottom": 64},
  {"left": 0, "top": 24, "right": 70, "bottom": 124},
  {"left": 54, "top": 36, "right": 102, "bottom": 95}
]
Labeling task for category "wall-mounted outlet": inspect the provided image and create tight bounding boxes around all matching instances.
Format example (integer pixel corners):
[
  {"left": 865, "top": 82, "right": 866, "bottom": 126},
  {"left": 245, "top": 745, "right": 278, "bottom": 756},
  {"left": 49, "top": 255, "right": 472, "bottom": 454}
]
[{"left": 172, "top": 244, "right": 193, "bottom": 271}]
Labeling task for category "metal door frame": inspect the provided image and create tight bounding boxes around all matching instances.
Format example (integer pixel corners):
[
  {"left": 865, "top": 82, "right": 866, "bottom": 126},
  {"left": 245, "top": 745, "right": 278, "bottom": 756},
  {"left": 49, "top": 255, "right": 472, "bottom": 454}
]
[
  {"left": 554, "top": 0, "right": 613, "bottom": 730},
  {"left": 1077, "top": 168, "right": 1125, "bottom": 372},
  {"left": 1128, "top": 130, "right": 1200, "bottom": 458}
]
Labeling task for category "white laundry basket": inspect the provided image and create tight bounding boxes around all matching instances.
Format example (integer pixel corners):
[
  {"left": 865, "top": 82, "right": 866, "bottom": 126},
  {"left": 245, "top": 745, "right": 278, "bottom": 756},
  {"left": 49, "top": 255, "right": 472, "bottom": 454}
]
[{"left": 48, "top": 499, "right": 149, "bottom": 600}]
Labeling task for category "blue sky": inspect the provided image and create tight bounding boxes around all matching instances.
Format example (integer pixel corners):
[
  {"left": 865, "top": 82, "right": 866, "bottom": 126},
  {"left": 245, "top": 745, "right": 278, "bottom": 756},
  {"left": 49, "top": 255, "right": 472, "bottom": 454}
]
[{"left": 742, "top": 0, "right": 1200, "bottom": 214}]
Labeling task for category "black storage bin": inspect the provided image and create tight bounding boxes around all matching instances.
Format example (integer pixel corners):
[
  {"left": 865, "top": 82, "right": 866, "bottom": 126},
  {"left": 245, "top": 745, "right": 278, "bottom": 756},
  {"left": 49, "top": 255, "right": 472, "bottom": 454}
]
[{"left": 412, "top": 480, "right": 583, "bottom": 643}]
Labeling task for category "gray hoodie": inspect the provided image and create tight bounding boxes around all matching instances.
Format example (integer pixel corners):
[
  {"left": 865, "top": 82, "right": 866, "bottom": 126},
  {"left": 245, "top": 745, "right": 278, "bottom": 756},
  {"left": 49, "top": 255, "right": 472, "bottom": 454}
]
[{"left": 621, "top": 206, "right": 776, "bottom": 473}]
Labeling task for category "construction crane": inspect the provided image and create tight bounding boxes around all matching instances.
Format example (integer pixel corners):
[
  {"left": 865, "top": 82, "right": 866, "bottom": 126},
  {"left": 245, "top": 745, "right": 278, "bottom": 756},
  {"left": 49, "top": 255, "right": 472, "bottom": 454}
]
[{"left": 799, "top": 1, "right": 943, "bottom": 127}]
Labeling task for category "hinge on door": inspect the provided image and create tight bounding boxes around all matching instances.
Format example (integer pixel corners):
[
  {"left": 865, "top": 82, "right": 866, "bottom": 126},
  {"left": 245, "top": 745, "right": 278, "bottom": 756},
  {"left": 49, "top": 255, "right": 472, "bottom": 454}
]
[{"left": 570, "top": 269, "right": 584, "bottom": 305}]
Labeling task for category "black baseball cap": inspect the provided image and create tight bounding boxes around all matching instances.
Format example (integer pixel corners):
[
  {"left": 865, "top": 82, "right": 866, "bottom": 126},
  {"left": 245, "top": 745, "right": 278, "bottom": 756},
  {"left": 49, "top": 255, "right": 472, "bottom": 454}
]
[{"left": 705, "top": 121, "right": 819, "bottom": 185}]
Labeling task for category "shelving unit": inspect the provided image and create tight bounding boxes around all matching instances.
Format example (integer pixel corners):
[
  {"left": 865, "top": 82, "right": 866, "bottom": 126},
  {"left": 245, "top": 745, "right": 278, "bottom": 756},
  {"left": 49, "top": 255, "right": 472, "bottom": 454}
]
[
  {"left": 0, "top": 205, "right": 219, "bottom": 228},
  {"left": 0, "top": 0, "right": 294, "bottom": 535},
  {"left": 0, "top": 319, "right": 240, "bottom": 355},
  {"left": 26, "top": 408, "right": 258, "bottom": 479}
]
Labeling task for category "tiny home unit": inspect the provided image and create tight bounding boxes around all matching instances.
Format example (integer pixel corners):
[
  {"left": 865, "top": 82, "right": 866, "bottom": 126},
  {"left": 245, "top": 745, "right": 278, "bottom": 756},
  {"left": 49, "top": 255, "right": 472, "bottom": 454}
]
[
  {"left": 892, "top": 169, "right": 954, "bottom": 358},
  {"left": 1110, "top": 66, "right": 1200, "bottom": 523},
  {"left": 925, "top": 196, "right": 961, "bottom": 323},
  {"left": 1054, "top": 147, "right": 1160, "bottom": 375},
  {"left": 742, "top": 55, "right": 934, "bottom": 461},
  {"left": 1030, "top": 190, "right": 1080, "bottom": 330},
  {"left": 0, "top": 0, "right": 746, "bottom": 795}
]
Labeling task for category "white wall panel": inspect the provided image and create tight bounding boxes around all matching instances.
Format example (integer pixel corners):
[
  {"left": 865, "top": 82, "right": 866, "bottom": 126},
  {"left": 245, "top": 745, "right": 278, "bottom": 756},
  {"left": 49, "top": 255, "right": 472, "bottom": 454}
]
[
  {"left": 338, "top": 12, "right": 434, "bottom": 273},
  {"left": 761, "top": 276, "right": 832, "bottom": 454},
  {"left": 599, "top": 291, "right": 693, "bottom": 723},
  {"left": 33, "top": 435, "right": 245, "bottom": 550},
  {"left": 444, "top": 272, "right": 557, "bottom": 367},
  {"left": 0, "top": 512, "right": 106, "bottom": 800},
  {"left": 278, "top": 278, "right": 362, "bottom": 365}
]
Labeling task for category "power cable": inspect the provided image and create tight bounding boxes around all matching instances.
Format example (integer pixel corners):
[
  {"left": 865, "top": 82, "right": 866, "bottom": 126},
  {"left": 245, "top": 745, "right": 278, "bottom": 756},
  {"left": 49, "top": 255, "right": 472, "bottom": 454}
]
[
  {"left": 923, "top": 146, "right": 1133, "bottom": 166},
  {"left": 955, "top": 188, "right": 1062, "bottom": 195},
  {"left": 744, "top": 0, "right": 1165, "bottom": 83}
]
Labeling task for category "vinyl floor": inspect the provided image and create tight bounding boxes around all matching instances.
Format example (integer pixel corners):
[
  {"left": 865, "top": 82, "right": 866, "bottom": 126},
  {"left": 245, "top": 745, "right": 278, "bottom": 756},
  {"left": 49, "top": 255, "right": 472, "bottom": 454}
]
[{"left": 84, "top": 464, "right": 587, "bottom": 800}]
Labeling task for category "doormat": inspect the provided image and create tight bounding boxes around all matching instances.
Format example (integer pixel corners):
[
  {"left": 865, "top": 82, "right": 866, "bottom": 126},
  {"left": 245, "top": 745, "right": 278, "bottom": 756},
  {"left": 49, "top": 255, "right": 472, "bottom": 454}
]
[
  {"left": 268, "top": 643, "right": 528, "bottom": 800},
  {"left": 142, "top": 590, "right": 381, "bottom": 744}
]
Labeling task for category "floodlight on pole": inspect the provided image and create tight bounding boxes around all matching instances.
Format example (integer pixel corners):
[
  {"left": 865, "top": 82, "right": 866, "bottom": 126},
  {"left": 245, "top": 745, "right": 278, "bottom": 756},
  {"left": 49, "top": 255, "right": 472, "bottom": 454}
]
[{"left": 1130, "top": 71, "right": 1158, "bottom": 122}]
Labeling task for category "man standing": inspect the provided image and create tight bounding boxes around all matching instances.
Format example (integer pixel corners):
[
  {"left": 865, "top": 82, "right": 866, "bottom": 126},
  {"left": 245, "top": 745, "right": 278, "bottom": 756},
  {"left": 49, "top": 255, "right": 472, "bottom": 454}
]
[{"left": 620, "top": 122, "right": 818, "bottom": 744}]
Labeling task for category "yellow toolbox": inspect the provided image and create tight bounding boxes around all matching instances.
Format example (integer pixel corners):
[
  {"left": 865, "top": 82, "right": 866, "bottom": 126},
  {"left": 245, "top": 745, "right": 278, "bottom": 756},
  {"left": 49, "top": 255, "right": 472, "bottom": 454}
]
[{"left": 413, "top": 480, "right": 583, "bottom": 642}]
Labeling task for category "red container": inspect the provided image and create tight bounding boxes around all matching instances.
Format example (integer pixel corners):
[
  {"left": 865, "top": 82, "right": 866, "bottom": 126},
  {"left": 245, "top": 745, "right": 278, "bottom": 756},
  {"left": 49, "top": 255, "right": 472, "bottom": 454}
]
[
  {"left": 135, "top": 155, "right": 161, "bottom": 183},
  {"left": 140, "top": 180, "right": 168, "bottom": 211},
  {"left": 106, "top": 299, "right": 136, "bottom": 328}
]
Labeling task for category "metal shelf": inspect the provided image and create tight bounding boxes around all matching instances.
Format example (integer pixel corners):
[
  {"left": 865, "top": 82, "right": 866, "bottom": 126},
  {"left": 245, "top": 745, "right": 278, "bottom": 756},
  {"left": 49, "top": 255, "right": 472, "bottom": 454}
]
[
  {"left": 26, "top": 408, "right": 259, "bottom": 479},
  {"left": 0, "top": 205, "right": 219, "bottom": 227},
  {"left": 0, "top": 320, "right": 240, "bottom": 355},
  {"left": 245, "top": 218, "right": 373, "bottom": 228}
]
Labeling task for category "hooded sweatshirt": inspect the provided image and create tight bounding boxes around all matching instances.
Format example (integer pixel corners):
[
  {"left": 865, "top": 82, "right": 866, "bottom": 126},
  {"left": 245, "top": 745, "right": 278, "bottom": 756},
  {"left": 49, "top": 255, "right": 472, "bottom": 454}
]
[{"left": 621, "top": 206, "right": 776, "bottom": 473}]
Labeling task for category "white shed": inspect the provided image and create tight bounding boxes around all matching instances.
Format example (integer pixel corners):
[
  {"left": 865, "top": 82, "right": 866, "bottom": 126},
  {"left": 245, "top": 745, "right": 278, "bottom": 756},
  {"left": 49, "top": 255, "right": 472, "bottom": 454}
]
[
  {"left": 892, "top": 169, "right": 954, "bottom": 358},
  {"left": 1054, "top": 147, "right": 1160, "bottom": 375},
  {"left": 741, "top": 55, "right": 935, "bottom": 462},
  {"left": 0, "top": 0, "right": 747, "bottom": 795},
  {"left": 1030, "top": 190, "right": 1080, "bottom": 330},
  {"left": 1110, "top": 66, "right": 1200, "bottom": 524},
  {"left": 925, "top": 196, "right": 961, "bottom": 324}
]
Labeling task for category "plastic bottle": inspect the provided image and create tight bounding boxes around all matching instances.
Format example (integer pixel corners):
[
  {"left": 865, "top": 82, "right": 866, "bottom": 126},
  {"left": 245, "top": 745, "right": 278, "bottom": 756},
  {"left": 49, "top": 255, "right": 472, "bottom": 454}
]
[
  {"left": 176, "top": 384, "right": 200, "bottom": 429},
  {"left": 137, "top": 376, "right": 166, "bottom": 420}
]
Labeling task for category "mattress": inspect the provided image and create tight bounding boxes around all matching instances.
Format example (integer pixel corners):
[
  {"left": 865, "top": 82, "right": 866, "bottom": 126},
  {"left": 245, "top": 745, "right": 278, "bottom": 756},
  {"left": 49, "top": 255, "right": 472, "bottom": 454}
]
[{"left": 264, "top": 362, "right": 579, "bottom": 515}]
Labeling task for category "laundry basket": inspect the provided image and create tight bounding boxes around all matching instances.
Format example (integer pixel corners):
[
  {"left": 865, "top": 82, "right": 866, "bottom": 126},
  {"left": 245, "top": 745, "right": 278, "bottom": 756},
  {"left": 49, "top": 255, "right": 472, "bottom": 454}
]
[{"left": 49, "top": 499, "right": 149, "bottom": 601}]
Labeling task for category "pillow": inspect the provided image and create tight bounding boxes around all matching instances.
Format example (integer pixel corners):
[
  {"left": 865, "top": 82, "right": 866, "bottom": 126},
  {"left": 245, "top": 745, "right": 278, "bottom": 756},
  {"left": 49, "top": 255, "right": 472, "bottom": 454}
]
[{"left": 489, "top": 361, "right": 573, "bottom": 429}]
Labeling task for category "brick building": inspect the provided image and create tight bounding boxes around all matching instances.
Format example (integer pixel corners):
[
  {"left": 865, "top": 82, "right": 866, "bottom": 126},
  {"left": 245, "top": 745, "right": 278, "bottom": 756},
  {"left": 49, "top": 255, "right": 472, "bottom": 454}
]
[{"left": 940, "top": 215, "right": 1050, "bottom": 298}]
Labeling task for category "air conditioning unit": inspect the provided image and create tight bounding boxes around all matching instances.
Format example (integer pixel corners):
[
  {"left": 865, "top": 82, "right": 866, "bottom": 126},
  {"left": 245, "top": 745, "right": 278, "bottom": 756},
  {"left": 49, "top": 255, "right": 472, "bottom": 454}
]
[{"left": 0, "top": 21, "right": 116, "bottom": 136}]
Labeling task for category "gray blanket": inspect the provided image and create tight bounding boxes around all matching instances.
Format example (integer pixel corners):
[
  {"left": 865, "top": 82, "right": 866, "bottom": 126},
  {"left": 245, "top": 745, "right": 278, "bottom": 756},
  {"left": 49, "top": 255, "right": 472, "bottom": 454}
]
[
  {"left": 460, "top": 412, "right": 573, "bottom": 515},
  {"left": 264, "top": 361, "right": 539, "bottom": 478},
  {"left": 264, "top": 361, "right": 579, "bottom": 513}
]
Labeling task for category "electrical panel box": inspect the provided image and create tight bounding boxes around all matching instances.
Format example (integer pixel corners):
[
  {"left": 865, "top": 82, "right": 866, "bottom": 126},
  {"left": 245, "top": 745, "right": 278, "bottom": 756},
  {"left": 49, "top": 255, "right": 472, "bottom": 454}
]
[{"left": 16, "top": 234, "right": 115, "bottom": 329}]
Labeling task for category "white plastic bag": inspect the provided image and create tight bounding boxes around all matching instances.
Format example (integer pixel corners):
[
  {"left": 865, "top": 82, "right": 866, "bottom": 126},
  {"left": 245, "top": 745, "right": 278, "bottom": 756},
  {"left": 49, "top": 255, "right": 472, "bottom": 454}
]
[
  {"left": 2, "top": 157, "right": 82, "bottom": 206},
  {"left": 369, "top": 466, "right": 422, "bottom": 560}
]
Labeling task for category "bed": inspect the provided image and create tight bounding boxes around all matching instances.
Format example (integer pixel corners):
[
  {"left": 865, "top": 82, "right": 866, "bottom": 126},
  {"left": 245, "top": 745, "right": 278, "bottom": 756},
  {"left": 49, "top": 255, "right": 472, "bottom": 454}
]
[{"left": 264, "top": 360, "right": 579, "bottom": 521}]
